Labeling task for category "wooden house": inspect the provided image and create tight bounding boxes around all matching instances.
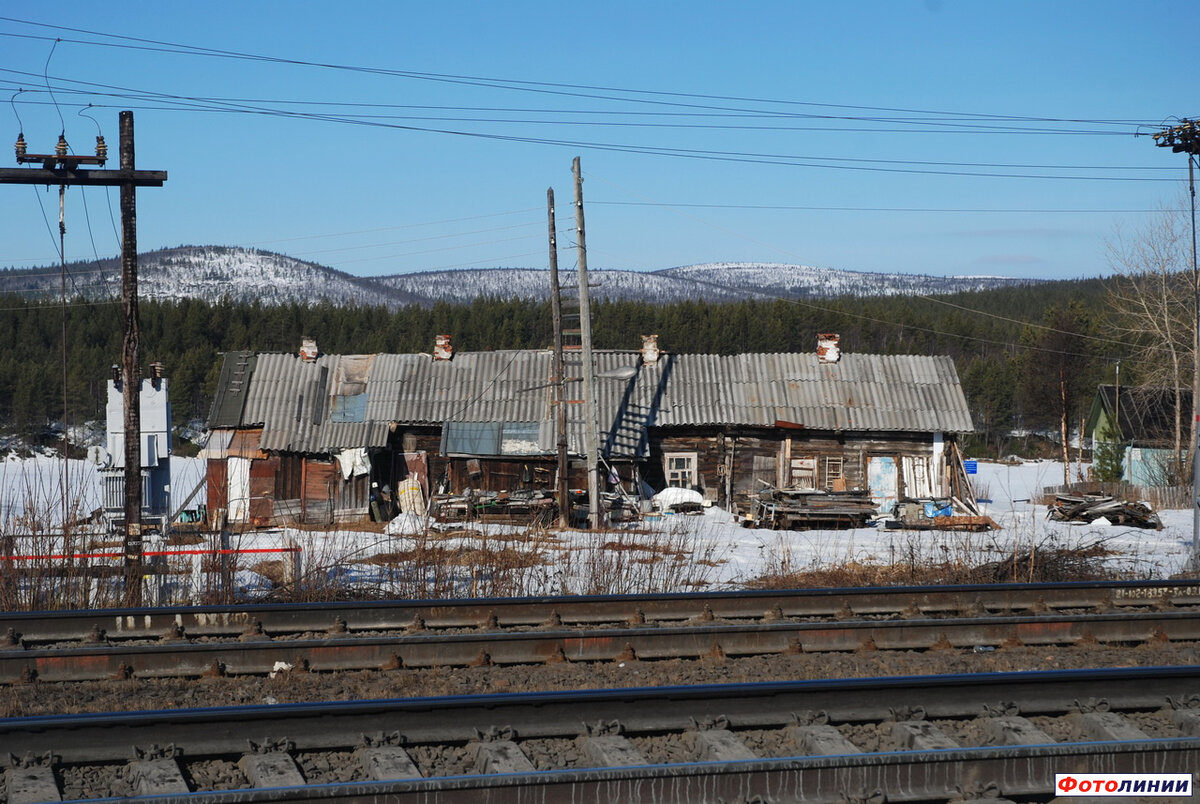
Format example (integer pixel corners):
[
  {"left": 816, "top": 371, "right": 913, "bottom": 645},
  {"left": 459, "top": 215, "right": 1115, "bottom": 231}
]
[
  {"left": 1086, "top": 384, "right": 1193, "bottom": 487},
  {"left": 203, "top": 334, "right": 975, "bottom": 526}
]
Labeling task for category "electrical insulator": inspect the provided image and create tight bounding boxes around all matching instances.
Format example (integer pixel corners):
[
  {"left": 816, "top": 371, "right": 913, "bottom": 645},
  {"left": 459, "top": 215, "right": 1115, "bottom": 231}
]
[
  {"left": 95, "top": 135, "right": 107, "bottom": 163},
  {"left": 14, "top": 132, "right": 25, "bottom": 161},
  {"left": 55, "top": 134, "right": 68, "bottom": 158}
]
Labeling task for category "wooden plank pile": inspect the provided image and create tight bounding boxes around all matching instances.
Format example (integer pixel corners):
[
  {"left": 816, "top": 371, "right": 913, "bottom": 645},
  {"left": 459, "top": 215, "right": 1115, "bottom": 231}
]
[
  {"left": 884, "top": 499, "right": 1000, "bottom": 532},
  {"left": 747, "top": 486, "right": 877, "bottom": 530},
  {"left": 1047, "top": 493, "right": 1163, "bottom": 530}
]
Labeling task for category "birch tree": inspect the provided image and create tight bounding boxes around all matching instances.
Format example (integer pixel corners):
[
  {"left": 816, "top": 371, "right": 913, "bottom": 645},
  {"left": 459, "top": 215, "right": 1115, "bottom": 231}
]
[{"left": 1105, "top": 200, "right": 1194, "bottom": 476}]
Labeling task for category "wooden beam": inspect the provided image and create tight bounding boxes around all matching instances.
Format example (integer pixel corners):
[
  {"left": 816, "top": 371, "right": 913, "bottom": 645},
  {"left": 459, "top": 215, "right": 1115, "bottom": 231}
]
[{"left": 0, "top": 168, "right": 166, "bottom": 187}]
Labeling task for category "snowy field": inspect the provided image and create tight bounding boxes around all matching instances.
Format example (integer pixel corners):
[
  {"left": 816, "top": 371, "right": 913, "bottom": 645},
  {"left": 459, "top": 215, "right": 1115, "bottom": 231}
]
[{"left": 0, "top": 455, "right": 1193, "bottom": 601}]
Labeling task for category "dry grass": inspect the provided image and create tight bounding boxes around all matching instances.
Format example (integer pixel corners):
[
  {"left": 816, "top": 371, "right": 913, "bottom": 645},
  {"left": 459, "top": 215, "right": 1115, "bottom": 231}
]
[{"left": 747, "top": 534, "right": 1121, "bottom": 589}]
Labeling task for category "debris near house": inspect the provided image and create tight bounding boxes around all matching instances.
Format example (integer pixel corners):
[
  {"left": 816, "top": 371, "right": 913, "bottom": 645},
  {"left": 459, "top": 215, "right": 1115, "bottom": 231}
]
[
  {"left": 745, "top": 485, "right": 877, "bottom": 530},
  {"left": 429, "top": 488, "right": 642, "bottom": 528},
  {"left": 1047, "top": 493, "right": 1163, "bottom": 530},
  {"left": 651, "top": 487, "right": 708, "bottom": 516},
  {"left": 884, "top": 498, "right": 1000, "bottom": 532},
  {"left": 567, "top": 489, "right": 642, "bottom": 526},
  {"left": 430, "top": 489, "right": 557, "bottom": 527}
]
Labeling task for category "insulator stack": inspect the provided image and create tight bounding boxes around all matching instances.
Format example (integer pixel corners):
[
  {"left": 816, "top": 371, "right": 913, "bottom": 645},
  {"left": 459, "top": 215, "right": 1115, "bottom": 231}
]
[{"left": 14, "top": 132, "right": 26, "bottom": 161}]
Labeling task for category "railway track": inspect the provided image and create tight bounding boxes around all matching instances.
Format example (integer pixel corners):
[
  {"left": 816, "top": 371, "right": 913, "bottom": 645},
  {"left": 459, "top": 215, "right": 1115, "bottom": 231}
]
[
  {"left": 3, "top": 666, "right": 1197, "bottom": 803},
  {"left": 1, "top": 580, "right": 1197, "bottom": 683}
]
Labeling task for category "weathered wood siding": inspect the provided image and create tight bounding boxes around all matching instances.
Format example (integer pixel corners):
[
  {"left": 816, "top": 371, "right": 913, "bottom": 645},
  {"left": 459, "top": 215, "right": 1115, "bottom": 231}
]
[{"left": 651, "top": 427, "right": 947, "bottom": 513}]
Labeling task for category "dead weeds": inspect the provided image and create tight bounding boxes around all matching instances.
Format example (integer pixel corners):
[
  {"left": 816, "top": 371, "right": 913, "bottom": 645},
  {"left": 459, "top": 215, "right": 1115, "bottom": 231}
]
[{"left": 748, "top": 543, "right": 1121, "bottom": 590}]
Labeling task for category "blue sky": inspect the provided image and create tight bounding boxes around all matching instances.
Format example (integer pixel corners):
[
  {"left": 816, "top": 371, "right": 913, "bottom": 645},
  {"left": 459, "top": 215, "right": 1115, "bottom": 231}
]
[{"left": 0, "top": 1, "right": 1195, "bottom": 281}]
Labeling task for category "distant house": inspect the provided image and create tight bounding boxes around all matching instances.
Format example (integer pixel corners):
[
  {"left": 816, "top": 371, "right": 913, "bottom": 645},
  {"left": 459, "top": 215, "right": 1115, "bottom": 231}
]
[
  {"left": 1086, "top": 384, "right": 1193, "bottom": 486},
  {"left": 203, "top": 334, "right": 975, "bottom": 526}
]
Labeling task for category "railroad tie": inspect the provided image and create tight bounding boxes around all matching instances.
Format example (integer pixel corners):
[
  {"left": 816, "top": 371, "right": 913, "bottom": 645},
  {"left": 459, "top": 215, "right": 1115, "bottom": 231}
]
[
  {"left": 354, "top": 746, "right": 422, "bottom": 781},
  {"left": 982, "top": 716, "right": 1055, "bottom": 746},
  {"left": 468, "top": 731, "right": 536, "bottom": 774},
  {"left": 127, "top": 757, "right": 189, "bottom": 795},
  {"left": 5, "top": 760, "right": 61, "bottom": 804},
  {"left": 787, "top": 724, "right": 862, "bottom": 756},
  {"left": 577, "top": 734, "right": 647, "bottom": 768},
  {"left": 238, "top": 750, "right": 306, "bottom": 788},
  {"left": 687, "top": 717, "right": 758, "bottom": 762},
  {"left": 1070, "top": 711, "right": 1150, "bottom": 742},
  {"left": 1171, "top": 709, "right": 1200, "bottom": 737},
  {"left": 891, "top": 720, "right": 959, "bottom": 751}
]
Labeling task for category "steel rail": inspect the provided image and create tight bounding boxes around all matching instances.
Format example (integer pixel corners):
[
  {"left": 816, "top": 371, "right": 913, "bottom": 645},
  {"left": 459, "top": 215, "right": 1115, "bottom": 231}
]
[
  {"left": 2, "top": 608, "right": 1198, "bottom": 683},
  {"left": 3, "top": 579, "right": 1197, "bottom": 646},
  {"left": 1, "top": 667, "right": 1197, "bottom": 802}
]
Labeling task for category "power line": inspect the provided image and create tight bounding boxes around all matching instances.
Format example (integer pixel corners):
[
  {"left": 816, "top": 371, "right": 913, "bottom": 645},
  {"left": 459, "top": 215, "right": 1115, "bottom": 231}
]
[
  {"left": 591, "top": 201, "right": 1181, "bottom": 214},
  {"left": 0, "top": 22, "right": 1166, "bottom": 133},
  {"left": 0, "top": 79, "right": 1174, "bottom": 181}
]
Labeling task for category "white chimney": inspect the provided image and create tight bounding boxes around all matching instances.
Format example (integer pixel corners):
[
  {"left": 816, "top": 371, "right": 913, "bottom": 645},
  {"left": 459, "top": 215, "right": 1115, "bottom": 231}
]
[
  {"left": 434, "top": 334, "right": 454, "bottom": 361},
  {"left": 641, "top": 334, "right": 661, "bottom": 365},
  {"left": 817, "top": 333, "right": 841, "bottom": 364},
  {"left": 299, "top": 337, "right": 319, "bottom": 362}
]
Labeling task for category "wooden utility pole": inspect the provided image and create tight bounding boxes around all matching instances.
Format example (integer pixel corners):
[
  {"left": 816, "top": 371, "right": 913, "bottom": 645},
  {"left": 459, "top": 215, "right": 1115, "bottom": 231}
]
[
  {"left": 118, "top": 111, "right": 144, "bottom": 604},
  {"left": 547, "top": 188, "right": 570, "bottom": 528},
  {"left": 572, "top": 156, "right": 602, "bottom": 529},
  {"left": 1, "top": 111, "right": 166, "bottom": 605}
]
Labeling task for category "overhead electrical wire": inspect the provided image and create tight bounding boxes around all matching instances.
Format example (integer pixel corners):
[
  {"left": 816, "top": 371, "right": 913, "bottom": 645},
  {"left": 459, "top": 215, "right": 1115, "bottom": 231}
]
[
  {"left": 0, "top": 80, "right": 1173, "bottom": 181},
  {"left": 0, "top": 20, "right": 1167, "bottom": 133},
  {"left": 0, "top": 16, "right": 1179, "bottom": 362}
]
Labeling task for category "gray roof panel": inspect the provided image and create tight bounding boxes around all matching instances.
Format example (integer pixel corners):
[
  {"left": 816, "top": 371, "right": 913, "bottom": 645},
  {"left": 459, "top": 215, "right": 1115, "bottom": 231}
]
[{"left": 219, "top": 348, "right": 973, "bottom": 454}]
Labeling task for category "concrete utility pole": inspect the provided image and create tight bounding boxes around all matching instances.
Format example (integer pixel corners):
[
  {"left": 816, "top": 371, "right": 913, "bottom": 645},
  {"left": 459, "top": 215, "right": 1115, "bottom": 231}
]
[
  {"left": 1152, "top": 120, "right": 1200, "bottom": 572},
  {"left": 572, "top": 156, "right": 603, "bottom": 529},
  {"left": 547, "top": 188, "right": 570, "bottom": 528},
  {"left": 2, "top": 111, "right": 167, "bottom": 604}
]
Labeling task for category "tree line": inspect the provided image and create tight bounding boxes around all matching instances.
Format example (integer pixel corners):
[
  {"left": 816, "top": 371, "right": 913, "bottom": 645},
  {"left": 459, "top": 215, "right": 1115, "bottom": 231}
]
[{"left": 0, "top": 273, "right": 1129, "bottom": 460}]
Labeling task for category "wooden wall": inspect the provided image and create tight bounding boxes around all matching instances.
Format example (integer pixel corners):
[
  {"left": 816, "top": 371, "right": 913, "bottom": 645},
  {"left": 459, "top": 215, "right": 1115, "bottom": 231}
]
[{"left": 651, "top": 427, "right": 947, "bottom": 513}]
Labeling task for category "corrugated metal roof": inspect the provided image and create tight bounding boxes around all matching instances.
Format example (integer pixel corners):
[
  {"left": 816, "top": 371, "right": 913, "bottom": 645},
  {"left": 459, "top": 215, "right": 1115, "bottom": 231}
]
[{"left": 211, "top": 348, "right": 973, "bottom": 455}]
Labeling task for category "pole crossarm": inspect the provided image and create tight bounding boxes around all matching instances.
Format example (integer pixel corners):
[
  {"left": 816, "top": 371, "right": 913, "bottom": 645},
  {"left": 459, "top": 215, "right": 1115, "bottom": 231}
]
[
  {"left": 1153, "top": 119, "right": 1200, "bottom": 156},
  {"left": 0, "top": 167, "right": 167, "bottom": 187}
]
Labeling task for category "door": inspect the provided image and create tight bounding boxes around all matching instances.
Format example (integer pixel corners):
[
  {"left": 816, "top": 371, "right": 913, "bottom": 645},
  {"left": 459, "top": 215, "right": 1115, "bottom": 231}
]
[
  {"left": 227, "top": 456, "right": 251, "bottom": 523},
  {"left": 867, "top": 456, "right": 898, "bottom": 514}
]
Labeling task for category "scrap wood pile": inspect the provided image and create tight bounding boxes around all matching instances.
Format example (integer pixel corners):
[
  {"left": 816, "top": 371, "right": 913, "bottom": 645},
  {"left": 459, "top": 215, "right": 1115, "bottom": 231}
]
[
  {"left": 1047, "top": 492, "right": 1162, "bottom": 530},
  {"left": 884, "top": 498, "right": 1000, "bottom": 532},
  {"left": 747, "top": 485, "right": 877, "bottom": 530},
  {"left": 430, "top": 488, "right": 642, "bottom": 528},
  {"left": 430, "top": 489, "right": 557, "bottom": 526}
]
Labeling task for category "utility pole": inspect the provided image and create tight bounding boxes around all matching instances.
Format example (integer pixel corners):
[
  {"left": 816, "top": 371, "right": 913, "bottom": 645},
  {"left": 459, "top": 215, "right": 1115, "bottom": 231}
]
[
  {"left": 2, "top": 111, "right": 167, "bottom": 604},
  {"left": 1152, "top": 119, "right": 1200, "bottom": 573},
  {"left": 547, "top": 188, "right": 570, "bottom": 528},
  {"left": 573, "top": 156, "right": 603, "bottom": 529}
]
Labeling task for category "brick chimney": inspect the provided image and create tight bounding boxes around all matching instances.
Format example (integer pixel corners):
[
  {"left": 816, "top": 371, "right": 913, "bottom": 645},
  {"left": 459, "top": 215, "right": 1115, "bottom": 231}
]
[
  {"left": 817, "top": 333, "right": 841, "bottom": 364},
  {"left": 299, "top": 337, "right": 319, "bottom": 362},
  {"left": 433, "top": 334, "right": 454, "bottom": 361},
  {"left": 640, "top": 334, "right": 661, "bottom": 365}
]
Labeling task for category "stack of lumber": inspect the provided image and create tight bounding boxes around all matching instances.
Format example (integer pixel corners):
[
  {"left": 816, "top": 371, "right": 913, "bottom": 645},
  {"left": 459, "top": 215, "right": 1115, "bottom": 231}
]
[{"left": 1047, "top": 493, "right": 1162, "bottom": 530}]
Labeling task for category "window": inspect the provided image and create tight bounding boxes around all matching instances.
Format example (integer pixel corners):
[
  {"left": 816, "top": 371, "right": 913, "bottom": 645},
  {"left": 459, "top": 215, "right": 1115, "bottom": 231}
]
[
  {"left": 664, "top": 452, "right": 698, "bottom": 488},
  {"left": 790, "top": 457, "right": 817, "bottom": 489}
]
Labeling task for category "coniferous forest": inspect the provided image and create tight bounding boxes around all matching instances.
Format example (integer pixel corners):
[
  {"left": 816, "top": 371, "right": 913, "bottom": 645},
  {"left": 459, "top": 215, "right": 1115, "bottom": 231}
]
[{"left": 0, "top": 275, "right": 1121, "bottom": 458}]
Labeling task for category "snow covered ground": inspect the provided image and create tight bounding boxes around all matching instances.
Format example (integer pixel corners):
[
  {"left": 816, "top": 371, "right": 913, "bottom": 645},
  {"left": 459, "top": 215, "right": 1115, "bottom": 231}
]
[{"left": 0, "top": 455, "right": 1193, "bottom": 602}]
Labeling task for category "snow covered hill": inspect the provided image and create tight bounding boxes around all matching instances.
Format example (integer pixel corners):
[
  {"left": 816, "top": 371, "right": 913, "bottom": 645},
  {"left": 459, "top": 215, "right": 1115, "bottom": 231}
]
[
  {"left": 660, "top": 263, "right": 1035, "bottom": 298},
  {"left": 0, "top": 246, "right": 422, "bottom": 308},
  {"left": 0, "top": 247, "right": 1039, "bottom": 308}
]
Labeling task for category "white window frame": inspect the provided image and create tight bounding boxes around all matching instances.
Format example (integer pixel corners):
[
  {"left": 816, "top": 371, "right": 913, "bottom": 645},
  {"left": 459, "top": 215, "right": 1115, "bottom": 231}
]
[{"left": 664, "top": 452, "right": 698, "bottom": 488}]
